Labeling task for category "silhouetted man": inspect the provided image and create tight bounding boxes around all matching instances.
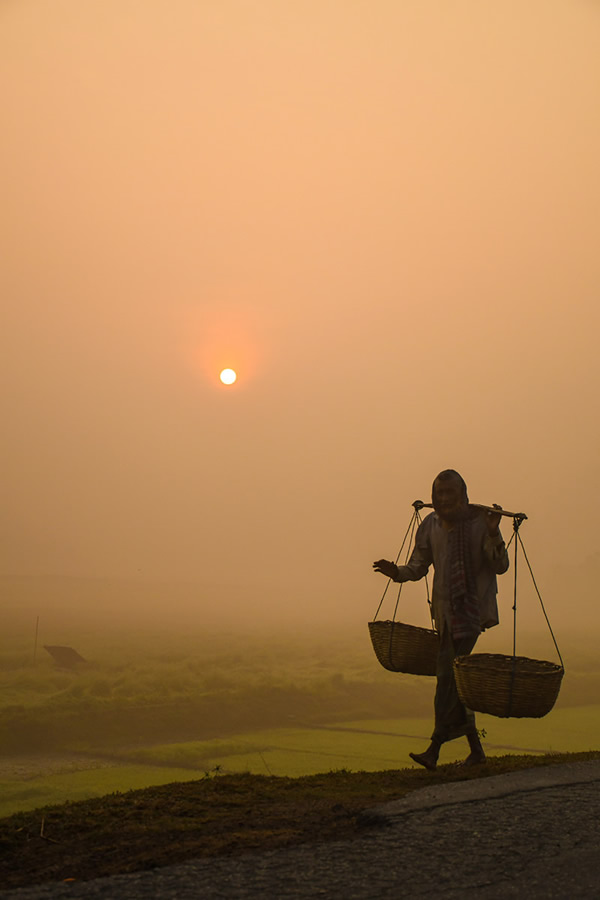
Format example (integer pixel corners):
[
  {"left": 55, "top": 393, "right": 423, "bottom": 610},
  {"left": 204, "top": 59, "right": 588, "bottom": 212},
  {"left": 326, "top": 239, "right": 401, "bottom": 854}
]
[{"left": 373, "top": 469, "right": 509, "bottom": 769}]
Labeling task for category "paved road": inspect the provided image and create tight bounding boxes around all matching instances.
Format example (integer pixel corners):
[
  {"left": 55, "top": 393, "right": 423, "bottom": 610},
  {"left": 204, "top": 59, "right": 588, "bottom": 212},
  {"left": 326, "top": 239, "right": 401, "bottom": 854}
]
[{"left": 2, "top": 761, "right": 599, "bottom": 899}]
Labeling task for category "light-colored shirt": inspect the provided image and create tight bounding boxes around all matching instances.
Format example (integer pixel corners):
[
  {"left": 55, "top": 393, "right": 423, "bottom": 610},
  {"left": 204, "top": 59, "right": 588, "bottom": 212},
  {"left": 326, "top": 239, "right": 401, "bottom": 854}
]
[{"left": 394, "top": 510, "right": 510, "bottom": 634}]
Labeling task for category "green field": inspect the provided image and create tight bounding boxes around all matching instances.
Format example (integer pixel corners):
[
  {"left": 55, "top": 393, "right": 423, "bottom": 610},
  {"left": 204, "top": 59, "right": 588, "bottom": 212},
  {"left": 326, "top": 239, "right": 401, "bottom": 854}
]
[{"left": 116, "top": 705, "right": 600, "bottom": 775}]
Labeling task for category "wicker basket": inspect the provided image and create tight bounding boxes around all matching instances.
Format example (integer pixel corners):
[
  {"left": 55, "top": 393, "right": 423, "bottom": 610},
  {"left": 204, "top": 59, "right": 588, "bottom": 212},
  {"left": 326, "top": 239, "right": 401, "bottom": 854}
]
[
  {"left": 368, "top": 620, "right": 439, "bottom": 676},
  {"left": 453, "top": 653, "right": 564, "bottom": 718}
]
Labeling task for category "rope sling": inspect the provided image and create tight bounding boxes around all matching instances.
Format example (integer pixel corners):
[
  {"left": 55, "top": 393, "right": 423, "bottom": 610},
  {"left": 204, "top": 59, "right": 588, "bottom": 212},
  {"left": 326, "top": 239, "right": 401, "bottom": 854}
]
[{"left": 369, "top": 501, "right": 565, "bottom": 718}]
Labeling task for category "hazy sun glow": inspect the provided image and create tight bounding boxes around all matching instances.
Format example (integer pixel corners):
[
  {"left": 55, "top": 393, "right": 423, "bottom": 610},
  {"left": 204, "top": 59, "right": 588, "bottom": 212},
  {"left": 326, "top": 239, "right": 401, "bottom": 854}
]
[{"left": 219, "top": 368, "right": 237, "bottom": 385}]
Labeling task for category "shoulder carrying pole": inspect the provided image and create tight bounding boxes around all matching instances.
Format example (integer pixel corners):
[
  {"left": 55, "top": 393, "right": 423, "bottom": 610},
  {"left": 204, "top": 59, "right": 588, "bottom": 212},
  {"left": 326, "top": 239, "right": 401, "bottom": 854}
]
[{"left": 413, "top": 500, "right": 527, "bottom": 522}]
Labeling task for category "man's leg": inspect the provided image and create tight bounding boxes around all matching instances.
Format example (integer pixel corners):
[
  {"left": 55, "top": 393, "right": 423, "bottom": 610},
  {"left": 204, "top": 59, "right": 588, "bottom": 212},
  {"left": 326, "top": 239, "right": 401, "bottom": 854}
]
[{"left": 410, "top": 628, "right": 480, "bottom": 770}]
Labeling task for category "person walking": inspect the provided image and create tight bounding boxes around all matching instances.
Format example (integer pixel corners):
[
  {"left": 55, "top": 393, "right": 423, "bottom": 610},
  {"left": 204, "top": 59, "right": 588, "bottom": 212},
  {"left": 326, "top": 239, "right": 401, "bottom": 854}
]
[{"left": 373, "top": 469, "right": 509, "bottom": 769}]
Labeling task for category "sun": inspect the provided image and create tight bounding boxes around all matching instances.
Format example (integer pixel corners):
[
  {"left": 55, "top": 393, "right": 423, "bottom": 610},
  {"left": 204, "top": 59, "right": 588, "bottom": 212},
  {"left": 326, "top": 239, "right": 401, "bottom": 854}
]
[{"left": 219, "top": 368, "right": 237, "bottom": 385}]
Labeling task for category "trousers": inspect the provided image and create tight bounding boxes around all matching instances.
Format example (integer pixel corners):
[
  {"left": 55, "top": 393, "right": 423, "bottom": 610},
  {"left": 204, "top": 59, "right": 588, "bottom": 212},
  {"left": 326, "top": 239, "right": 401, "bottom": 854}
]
[{"left": 431, "top": 627, "right": 479, "bottom": 744}]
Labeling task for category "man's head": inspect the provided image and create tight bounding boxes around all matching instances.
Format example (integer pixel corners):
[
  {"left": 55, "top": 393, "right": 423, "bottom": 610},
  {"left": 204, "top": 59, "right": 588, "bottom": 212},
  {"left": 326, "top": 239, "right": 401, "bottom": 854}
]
[{"left": 432, "top": 469, "right": 469, "bottom": 521}]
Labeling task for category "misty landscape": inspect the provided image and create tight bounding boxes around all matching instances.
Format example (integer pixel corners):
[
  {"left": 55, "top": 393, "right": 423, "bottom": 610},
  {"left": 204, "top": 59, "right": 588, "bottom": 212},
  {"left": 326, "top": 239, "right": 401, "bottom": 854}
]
[{"left": 2, "top": 1, "right": 600, "bottom": 892}]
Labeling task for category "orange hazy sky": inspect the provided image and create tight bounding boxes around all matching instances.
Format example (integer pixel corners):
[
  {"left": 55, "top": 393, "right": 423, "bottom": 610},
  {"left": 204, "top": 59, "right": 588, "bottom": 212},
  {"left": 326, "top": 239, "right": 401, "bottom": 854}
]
[{"left": 1, "top": 0, "right": 599, "bottom": 628}]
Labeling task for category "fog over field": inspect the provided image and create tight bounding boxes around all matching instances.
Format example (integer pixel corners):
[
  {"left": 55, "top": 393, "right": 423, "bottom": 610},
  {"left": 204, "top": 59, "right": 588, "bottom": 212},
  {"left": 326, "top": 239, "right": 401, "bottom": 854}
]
[{"left": 2, "top": 0, "right": 599, "bottom": 660}]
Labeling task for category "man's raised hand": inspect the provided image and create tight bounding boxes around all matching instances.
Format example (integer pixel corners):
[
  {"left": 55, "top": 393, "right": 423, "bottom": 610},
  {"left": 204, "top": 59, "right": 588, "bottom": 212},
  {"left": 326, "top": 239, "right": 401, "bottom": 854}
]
[{"left": 373, "top": 559, "right": 399, "bottom": 580}]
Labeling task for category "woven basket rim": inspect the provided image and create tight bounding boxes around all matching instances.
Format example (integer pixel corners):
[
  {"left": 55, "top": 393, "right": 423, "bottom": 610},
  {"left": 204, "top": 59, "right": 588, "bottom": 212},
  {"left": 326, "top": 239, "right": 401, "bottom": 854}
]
[
  {"left": 454, "top": 652, "right": 564, "bottom": 674},
  {"left": 368, "top": 619, "right": 438, "bottom": 636}
]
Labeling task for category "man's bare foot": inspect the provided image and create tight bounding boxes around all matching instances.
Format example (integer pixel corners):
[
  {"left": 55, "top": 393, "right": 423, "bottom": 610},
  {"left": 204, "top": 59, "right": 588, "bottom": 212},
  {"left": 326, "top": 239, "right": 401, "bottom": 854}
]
[
  {"left": 409, "top": 750, "right": 438, "bottom": 771},
  {"left": 461, "top": 751, "right": 487, "bottom": 767}
]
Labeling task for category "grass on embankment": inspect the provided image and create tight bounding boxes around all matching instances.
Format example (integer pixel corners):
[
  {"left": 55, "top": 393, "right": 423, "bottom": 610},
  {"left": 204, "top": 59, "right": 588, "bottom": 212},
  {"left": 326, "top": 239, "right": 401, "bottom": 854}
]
[{"left": 1, "top": 751, "right": 599, "bottom": 892}]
